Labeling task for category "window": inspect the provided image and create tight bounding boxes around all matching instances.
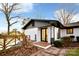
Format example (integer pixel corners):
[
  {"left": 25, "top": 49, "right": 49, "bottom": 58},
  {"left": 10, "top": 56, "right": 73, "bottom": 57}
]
[{"left": 66, "top": 28, "right": 73, "bottom": 34}]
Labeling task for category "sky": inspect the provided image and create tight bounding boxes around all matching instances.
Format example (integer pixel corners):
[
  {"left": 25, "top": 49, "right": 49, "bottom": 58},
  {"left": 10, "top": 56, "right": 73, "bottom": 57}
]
[{"left": 0, "top": 3, "right": 79, "bottom": 33}]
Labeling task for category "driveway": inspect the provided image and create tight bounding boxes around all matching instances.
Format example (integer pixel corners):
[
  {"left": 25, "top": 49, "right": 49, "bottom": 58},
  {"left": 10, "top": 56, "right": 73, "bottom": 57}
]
[{"left": 31, "top": 47, "right": 67, "bottom": 56}]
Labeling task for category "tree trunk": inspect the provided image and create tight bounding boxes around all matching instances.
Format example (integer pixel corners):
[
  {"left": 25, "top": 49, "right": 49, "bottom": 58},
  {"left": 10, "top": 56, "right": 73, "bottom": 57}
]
[{"left": 8, "top": 25, "right": 10, "bottom": 35}]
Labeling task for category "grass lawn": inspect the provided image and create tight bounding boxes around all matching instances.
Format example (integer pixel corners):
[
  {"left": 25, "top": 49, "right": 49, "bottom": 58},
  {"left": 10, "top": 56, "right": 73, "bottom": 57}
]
[{"left": 66, "top": 48, "right": 79, "bottom": 56}]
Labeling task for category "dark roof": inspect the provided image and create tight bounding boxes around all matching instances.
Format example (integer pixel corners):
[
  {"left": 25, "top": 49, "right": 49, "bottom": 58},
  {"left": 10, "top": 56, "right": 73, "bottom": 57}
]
[
  {"left": 22, "top": 19, "right": 79, "bottom": 29},
  {"left": 63, "top": 22, "right": 79, "bottom": 28},
  {"left": 22, "top": 19, "right": 64, "bottom": 29}
]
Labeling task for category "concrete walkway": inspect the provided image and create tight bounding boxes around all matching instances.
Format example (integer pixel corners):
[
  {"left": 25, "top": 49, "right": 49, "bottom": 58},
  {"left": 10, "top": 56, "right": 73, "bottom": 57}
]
[{"left": 31, "top": 47, "right": 67, "bottom": 56}]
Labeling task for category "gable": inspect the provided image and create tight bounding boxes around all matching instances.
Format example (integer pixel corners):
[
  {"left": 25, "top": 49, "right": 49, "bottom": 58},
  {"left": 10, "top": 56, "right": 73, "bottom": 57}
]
[
  {"left": 22, "top": 19, "right": 64, "bottom": 30},
  {"left": 34, "top": 21, "right": 50, "bottom": 28}
]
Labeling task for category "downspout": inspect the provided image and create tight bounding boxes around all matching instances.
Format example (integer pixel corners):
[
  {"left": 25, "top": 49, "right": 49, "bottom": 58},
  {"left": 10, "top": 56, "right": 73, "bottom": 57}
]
[{"left": 53, "top": 26, "right": 55, "bottom": 41}]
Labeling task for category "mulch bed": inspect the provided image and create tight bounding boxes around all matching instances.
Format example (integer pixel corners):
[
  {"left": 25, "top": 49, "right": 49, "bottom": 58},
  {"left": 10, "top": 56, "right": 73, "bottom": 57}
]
[{"left": 0, "top": 42, "right": 41, "bottom": 56}]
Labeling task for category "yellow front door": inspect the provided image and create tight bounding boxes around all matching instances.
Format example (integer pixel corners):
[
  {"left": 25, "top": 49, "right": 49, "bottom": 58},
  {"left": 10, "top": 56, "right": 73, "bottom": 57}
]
[{"left": 41, "top": 28, "right": 48, "bottom": 42}]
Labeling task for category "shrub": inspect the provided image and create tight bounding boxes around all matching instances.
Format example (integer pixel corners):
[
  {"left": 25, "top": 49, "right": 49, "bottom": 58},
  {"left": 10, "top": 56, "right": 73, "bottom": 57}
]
[
  {"left": 61, "top": 36, "right": 72, "bottom": 47},
  {"left": 53, "top": 40, "right": 63, "bottom": 48}
]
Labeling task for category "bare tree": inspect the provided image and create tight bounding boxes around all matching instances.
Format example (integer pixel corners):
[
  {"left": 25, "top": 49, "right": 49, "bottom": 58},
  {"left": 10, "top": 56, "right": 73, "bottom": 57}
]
[
  {"left": 0, "top": 3, "right": 20, "bottom": 35},
  {"left": 55, "top": 9, "right": 77, "bottom": 25}
]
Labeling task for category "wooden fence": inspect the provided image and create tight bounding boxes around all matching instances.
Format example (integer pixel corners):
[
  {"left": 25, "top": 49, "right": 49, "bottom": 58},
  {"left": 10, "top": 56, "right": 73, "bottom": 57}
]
[{"left": 0, "top": 34, "right": 25, "bottom": 50}]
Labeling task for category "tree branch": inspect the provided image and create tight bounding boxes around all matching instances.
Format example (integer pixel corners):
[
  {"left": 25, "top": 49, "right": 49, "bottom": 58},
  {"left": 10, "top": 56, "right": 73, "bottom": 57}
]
[
  {"left": 10, "top": 21, "right": 18, "bottom": 26},
  {"left": 9, "top": 16, "right": 20, "bottom": 20},
  {"left": 9, "top": 3, "right": 20, "bottom": 14}
]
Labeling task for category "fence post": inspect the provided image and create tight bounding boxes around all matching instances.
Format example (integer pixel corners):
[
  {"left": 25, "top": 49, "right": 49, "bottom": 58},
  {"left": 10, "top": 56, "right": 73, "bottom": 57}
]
[
  {"left": 3, "top": 36, "right": 6, "bottom": 50},
  {"left": 15, "top": 36, "right": 16, "bottom": 45}
]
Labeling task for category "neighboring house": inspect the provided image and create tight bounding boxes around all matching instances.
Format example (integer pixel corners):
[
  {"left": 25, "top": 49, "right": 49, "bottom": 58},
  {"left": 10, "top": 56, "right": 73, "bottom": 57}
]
[
  {"left": 60, "top": 22, "right": 79, "bottom": 41},
  {"left": 22, "top": 19, "right": 64, "bottom": 44}
]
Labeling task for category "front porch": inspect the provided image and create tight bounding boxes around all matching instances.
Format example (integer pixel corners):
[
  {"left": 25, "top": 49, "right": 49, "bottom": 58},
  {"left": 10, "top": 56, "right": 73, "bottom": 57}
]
[{"left": 33, "top": 42, "right": 51, "bottom": 49}]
